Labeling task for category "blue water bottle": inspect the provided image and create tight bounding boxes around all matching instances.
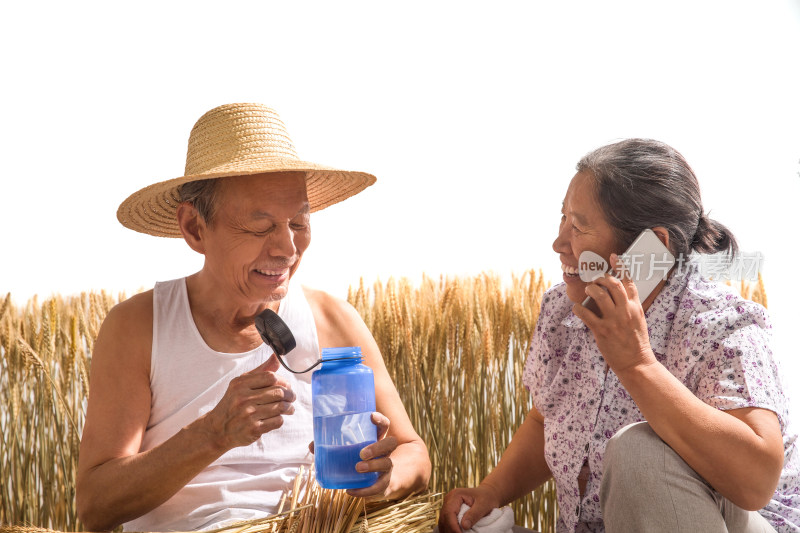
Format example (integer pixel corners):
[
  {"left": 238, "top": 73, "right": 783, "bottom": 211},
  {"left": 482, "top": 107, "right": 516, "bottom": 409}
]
[{"left": 312, "top": 346, "right": 379, "bottom": 489}]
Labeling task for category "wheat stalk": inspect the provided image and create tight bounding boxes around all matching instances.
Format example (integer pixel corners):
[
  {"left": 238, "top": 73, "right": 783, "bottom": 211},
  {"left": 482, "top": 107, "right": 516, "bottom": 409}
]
[{"left": 0, "top": 275, "right": 767, "bottom": 531}]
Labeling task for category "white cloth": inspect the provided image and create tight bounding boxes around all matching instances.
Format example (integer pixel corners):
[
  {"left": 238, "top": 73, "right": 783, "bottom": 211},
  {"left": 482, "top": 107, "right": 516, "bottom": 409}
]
[
  {"left": 123, "top": 278, "right": 319, "bottom": 532},
  {"left": 457, "top": 504, "right": 515, "bottom": 533}
]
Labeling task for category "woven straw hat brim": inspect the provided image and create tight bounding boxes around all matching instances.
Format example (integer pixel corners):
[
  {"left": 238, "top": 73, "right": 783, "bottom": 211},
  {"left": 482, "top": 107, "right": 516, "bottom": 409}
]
[
  {"left": 117, "top": 160, "right": 376, "bottom": 238},
  {"left": 117, "top": 103, "right": 377, "bottom": 238}
]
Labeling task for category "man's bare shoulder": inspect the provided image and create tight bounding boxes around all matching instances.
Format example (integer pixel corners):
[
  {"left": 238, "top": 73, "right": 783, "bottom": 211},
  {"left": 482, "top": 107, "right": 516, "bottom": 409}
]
[
  {"left": 94, "top": 290, "right": 154, "bottom": 363},
  {"left": 302, "top": 286, "right": 361, "bottom": 322},
  {"left": 103, "top": 290, "right": 154, "bottom": 333},
  {"left": 302, "top": 285, "right": 366, "bottom": 347}
]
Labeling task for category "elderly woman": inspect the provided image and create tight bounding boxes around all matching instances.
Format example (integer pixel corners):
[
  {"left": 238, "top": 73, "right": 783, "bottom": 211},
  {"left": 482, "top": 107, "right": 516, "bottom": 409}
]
[{"left": 440, "top": 139, "right": 798, "bottom": 532}]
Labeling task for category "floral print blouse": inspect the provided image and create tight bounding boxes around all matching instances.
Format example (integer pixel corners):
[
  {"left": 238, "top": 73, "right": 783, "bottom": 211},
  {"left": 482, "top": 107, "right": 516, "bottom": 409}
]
[{"left": 522, "top": 258, "right": 799, "bottom": 533}]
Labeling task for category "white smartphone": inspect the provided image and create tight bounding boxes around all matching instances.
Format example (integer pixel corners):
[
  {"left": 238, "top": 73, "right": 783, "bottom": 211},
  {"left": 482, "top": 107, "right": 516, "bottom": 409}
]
[{"left": 582, "top": 229, "right": 676, "bottom": 316}]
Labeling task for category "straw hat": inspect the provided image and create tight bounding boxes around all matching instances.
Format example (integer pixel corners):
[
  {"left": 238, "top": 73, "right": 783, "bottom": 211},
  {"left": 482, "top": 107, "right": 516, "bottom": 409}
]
[{"left": 117, "top": 103, "right": 377, "bottom": 237}]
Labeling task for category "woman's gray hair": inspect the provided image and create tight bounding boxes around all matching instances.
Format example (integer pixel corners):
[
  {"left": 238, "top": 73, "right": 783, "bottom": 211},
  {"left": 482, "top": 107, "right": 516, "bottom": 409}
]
[
  {"left": 178, "top": 178, "right": 222, "bottom": 225},
  {"left": 577, "top": 139, "right": 738, "bottom": 259}
]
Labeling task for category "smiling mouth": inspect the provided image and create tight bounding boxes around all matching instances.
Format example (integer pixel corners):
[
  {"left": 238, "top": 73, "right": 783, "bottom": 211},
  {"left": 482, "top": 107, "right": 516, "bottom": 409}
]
[
  {"left": 561, "top": 263, "right": 580, "bottom": 277},
  {"left": 254, "top": 268, "right": 291, "bottom": 281}
]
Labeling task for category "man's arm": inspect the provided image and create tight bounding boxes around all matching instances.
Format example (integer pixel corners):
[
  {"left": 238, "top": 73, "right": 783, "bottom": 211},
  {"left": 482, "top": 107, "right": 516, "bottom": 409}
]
[
  {"left": 76, "top": 292, "right": 224, "bottom": 530},
  {"left": 305, "top": 287, "right": 431, "bottom": 500},
  {"left": 76, "top": 292, "right": 295, "bottom": 531}
]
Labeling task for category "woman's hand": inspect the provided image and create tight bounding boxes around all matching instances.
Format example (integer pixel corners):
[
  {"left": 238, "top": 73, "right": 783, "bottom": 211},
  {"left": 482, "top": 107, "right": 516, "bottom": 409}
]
[
  {"left": 438, "top": 485, "right": 501, "bottom": 533},
  {"left": 346, "top": 412, "right": 398, "bottom": 499},
  {"left": 572, "top": 254, "right": 658, "bottom": 374}
]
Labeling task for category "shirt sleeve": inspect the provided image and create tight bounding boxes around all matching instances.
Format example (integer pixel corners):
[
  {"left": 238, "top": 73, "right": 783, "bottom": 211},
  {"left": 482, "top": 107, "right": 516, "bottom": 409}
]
[
  {"left": 693, "top": 300, "right": 789, "bottom": 431},
  {"left": 522, "top": 288, "right": 560, "bottom": 412},
  {"left": 522, "top": 313, "right": 546, "bottom": 396}
]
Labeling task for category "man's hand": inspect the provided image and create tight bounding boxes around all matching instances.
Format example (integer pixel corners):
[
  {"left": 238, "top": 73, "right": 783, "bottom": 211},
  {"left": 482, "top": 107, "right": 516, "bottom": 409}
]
[
  {"left": 198, "top": 354, "right": 296, "bottom": 452},
  {"left": 345, "top": 412, "right": 397, "bottom": 499},
  {"left": 308, "top": 412, "right": 398, "bottom": 499}
]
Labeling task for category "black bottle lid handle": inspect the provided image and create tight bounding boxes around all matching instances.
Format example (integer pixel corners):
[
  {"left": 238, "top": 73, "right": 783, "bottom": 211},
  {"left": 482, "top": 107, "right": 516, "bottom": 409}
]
[{"left": 254, "top": 308, "right": 297, "bottom": 356}]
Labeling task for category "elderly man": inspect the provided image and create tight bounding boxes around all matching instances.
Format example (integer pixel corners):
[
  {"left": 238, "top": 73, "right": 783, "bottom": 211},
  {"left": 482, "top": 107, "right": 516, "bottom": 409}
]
[{"left": 76, "top": 103, "right": 431, "bottom": 531}]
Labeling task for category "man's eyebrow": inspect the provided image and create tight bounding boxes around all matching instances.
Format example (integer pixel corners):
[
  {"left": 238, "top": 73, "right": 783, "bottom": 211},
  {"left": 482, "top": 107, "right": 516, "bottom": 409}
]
[{"left": 250, "top": 203, "right": 310, "bottom": 219}]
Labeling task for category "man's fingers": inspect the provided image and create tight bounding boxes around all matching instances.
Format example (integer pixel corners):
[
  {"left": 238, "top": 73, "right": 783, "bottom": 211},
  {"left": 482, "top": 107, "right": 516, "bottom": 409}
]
[
  {"left": 237, "top": 363, "right": 292, "bottom": 391},
  {"left": 359, "top": 435, "right": 397, "bottom": 461},
  {"left": 345, "top": 471, "right": 390, "bottom": 499},
  {"left": 248, "top": 354, "right": 280, "bottom": 373},
  {"left": 259, "top": 386, "right": 295, "bottom": 404},
  {"left": 370, "top": 411, "right": 390, "bottom": 439},
  {"left": 355, "top": 455, "right": 393, "bottom": 475},
  {"left": 264, "top": 353, "right": 280, "bottom": 371},
  {"left": 254, "top": 413, "right": 285, "bottom": 435},
  {"left": 250, "top": 400, "right": 295, "bottom": 420},
  {"left": 235, "top": 383, "right": 295, "bottom": 407}
]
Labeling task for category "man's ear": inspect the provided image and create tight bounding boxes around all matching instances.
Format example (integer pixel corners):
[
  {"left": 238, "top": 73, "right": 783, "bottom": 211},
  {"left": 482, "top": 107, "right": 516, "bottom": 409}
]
[
  {"left": 651, "top": 226, "right": 670, "bottom": 250},
  {"left": 177, "top": 203, "right": 206, "bottom": 255}
]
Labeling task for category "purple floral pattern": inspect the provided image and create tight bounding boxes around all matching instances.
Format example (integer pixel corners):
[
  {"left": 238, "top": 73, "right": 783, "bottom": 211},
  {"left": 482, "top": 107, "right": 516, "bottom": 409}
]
[{"left": 522, "top": 259, "right": 799, "bottom": 533}]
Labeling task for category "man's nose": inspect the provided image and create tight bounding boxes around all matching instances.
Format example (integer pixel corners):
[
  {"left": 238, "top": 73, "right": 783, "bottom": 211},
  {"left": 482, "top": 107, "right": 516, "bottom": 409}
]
[{"left": 268, "top": 223, "right": 297, "bottom": 257}]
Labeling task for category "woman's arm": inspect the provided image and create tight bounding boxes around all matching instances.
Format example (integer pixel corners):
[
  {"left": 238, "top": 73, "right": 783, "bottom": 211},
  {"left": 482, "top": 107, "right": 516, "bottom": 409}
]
[
  {"left": 575, "top": 262, "right": 783, "bottom": 510},
  {"left": 614, "top": 363, "right": 782, "bottom": 510},
  {"left": 439, "top": 406, "right": 552, "bottom": 532}
]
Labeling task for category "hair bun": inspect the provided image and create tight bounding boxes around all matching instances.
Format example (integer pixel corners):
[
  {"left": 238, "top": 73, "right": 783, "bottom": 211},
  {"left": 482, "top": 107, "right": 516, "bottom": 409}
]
[{"left": 691, "top": 214, "right": 738, "bottom": 256}]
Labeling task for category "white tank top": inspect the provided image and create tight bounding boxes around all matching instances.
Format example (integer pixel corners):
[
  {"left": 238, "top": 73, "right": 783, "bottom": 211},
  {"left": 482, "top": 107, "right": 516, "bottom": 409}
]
[{"left": 123, "top": 278, "right": 317, "bottom": 532}]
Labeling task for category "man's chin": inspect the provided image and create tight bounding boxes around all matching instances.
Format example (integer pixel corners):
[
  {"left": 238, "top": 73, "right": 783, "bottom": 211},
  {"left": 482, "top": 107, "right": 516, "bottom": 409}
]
[{"left": 259, "top": 284, "right": 289, "bottom": 303}]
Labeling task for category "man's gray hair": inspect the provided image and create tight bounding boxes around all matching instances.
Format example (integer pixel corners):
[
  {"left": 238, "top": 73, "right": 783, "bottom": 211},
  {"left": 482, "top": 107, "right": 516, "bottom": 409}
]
[{"left": 178, "top": 178, "right": 221, "bottom": 224}]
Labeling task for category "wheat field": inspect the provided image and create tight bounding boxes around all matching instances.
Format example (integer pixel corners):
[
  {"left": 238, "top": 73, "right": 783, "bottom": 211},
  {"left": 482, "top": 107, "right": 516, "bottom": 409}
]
[
  {"left": 347, "top": 270, "right": 556, "bottom": 531},
  {"left": 0, "top": 291, "right": 115, "bottom": 531},
  {"left": 0, "top": 272, "right": 767, "bottom": 532}
]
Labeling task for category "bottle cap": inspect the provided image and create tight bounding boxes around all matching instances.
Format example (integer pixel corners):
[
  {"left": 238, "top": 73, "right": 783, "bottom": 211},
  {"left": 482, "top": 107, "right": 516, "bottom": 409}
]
[{"left": 321, "top": 346, "right": 362, "bottom": 360}]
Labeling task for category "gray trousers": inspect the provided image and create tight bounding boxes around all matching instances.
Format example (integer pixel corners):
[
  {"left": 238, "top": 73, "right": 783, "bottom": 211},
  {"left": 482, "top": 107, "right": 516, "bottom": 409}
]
[{"left": 600, "top": 422, "right": 777, "bottom": 533}]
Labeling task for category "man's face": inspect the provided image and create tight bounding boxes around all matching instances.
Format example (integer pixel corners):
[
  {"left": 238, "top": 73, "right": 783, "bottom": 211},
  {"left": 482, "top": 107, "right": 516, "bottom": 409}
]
[{"left": 198, "top": 172, "right": 311, "bottom": 305}]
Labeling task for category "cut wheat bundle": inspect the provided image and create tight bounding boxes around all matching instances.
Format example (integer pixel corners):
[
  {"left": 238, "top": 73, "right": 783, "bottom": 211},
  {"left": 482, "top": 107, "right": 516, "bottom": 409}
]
[{"left": 0, "top": 466, "right": 440, "bottom": 533}]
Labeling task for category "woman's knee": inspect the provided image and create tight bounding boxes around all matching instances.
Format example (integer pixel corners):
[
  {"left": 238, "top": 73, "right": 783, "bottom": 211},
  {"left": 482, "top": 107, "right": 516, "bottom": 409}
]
[
  {"left": 604, "top": 421, "right": 662, "bottom": 476},
  {"left": 601, "top": 421, "right": 674, "bottom": 522}
]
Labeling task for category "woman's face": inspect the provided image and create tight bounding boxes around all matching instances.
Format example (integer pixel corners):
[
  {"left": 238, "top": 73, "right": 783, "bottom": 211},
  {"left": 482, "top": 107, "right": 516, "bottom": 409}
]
[{"left": 553, "top": 171, "right": 621, "bottom": 304}]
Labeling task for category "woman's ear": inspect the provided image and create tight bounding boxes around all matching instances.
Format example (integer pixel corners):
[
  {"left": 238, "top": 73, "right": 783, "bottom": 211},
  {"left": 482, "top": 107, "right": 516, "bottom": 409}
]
[
  {"left": 177, "top": 203, "right": 206, "bottom": 255},
  {"left": 651, "top": 226, "right": 670, "bottom": 250}
]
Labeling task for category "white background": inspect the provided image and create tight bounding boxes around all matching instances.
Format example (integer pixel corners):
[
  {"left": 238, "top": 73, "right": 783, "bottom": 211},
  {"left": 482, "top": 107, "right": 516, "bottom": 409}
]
[{"left": 1, "top": 1, "right": 798, "bottom": 413}]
